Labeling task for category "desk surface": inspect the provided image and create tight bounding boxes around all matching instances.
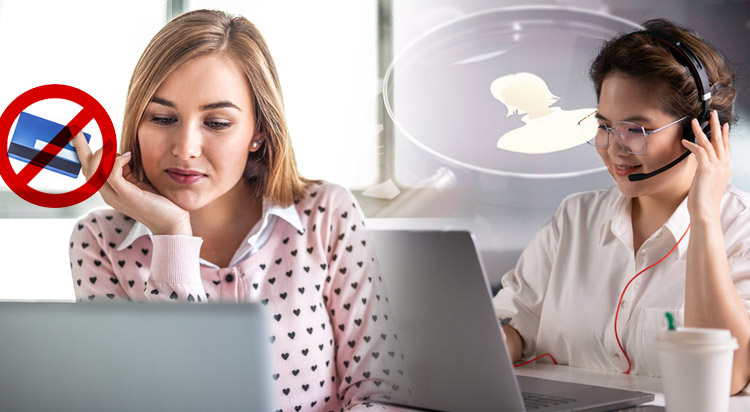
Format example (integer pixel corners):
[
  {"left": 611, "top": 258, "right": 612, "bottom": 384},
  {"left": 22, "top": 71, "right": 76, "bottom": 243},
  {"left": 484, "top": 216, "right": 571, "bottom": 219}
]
[{"left": 383, "top": 363, "right": 750, "bottom": 411}]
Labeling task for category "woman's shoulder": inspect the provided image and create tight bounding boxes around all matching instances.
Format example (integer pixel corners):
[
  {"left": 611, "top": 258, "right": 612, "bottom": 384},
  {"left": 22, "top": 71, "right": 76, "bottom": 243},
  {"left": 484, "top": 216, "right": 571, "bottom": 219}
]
[
  {"left": 295, "top": 180, "right": 356, "bottom": 208},
  {"left": 724, "top": 185, "right": 750, "bottom": 211},
  {"left": 720, "top": 186, "right": 750, "bottom": 259},
  {"left": 720, "top": 185, "right": 750, "bottom": 233}
]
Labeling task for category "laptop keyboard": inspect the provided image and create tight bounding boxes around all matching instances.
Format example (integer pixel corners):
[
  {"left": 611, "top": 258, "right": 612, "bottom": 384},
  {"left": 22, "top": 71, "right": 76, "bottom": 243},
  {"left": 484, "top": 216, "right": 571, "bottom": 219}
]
[{"left": 522, "top": 392, "right": 575, "bottom": 410}]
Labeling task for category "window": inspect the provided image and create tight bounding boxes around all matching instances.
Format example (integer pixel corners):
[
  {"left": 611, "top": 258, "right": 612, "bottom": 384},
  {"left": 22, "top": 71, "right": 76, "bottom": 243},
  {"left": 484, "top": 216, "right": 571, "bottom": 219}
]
[
  {"left": 0, "top": 0, "right": 168, "bottom": 217},
  {"left": 0, "top": 0, "right": 381, "bottom": 218},
  {"left": 186, "top": 0, "right": 380, "bottom": 189}
]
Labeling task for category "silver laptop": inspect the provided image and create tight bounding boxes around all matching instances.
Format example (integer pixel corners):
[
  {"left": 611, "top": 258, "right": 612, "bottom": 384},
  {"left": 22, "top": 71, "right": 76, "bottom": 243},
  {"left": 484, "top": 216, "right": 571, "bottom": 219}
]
[
  {"left": 369, "top": 229, "right": 654, "bottom": 412},
  {"left": 0, "top": 302, "right": 272, "bottom": 412}
]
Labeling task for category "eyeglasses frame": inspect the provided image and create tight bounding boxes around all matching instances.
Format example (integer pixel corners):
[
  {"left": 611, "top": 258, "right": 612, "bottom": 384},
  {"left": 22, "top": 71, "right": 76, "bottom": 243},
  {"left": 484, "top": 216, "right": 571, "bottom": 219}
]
[{"left": 577, "top": 111, "right": 688, "bottom": 154}]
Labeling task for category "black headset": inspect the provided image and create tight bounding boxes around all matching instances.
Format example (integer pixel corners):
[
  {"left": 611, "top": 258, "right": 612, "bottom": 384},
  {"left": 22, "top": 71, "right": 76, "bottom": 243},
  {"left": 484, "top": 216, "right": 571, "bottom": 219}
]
[
  {"left": 638, "top": 30, "right": 712, "bottom": 142},
  {"left": 626, "top": 30, "right": 713, "bottom": 182}
]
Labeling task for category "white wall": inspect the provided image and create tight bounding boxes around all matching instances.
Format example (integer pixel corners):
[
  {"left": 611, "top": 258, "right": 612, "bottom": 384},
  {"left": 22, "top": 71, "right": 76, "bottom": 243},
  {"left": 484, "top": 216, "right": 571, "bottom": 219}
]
[{"left": 0, "top": 219, "right": 76, "bottom": 301}]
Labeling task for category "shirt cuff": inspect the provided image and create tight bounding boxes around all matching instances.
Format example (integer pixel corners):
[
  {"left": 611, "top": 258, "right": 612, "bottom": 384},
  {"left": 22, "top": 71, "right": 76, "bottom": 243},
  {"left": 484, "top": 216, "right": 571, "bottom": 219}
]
[
  {"left": 149, "top": 235, "right": 203, "bottom": 284},
  {"left": 492, "top": 288, "right": 541, "bottom": 361}
]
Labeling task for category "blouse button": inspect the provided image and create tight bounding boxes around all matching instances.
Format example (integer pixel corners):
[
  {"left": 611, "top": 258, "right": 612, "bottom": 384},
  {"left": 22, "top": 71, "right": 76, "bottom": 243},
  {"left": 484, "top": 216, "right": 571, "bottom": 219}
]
[
  {"left": 620, "top": 300, "right": 628, "bottom": 309},
  {"left": 639, "top": 248, "right": 647, "bottom": 256}
]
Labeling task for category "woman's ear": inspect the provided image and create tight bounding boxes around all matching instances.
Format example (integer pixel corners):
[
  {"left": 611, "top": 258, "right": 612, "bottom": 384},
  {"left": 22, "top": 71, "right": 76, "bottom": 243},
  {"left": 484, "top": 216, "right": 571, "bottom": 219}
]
[{"left": 249, "top": 132, "right": 266, "bottom": 153}]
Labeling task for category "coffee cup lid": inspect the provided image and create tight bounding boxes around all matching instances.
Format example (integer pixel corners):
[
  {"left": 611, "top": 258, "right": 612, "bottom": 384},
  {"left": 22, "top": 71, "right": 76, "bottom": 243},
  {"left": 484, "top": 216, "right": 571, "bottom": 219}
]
[{"left": 656, "top": 327, "right": 738, "bottom": 350}]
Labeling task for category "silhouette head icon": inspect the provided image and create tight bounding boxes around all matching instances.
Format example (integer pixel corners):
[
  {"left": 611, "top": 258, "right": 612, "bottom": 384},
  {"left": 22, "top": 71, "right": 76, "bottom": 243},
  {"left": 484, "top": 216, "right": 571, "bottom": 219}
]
[{"left": 490, "top": 72, "right": 559, "bottom": 119}]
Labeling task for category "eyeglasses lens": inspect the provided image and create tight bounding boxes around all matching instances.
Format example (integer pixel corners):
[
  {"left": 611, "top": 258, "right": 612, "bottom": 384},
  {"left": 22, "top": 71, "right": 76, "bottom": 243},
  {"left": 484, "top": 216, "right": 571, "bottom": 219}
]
[
  {"left": 580, "top": 118, "right": 646, "bottom": 155},
  {"left": 614, "top": 122, "right": 646, "bottom": 154}
]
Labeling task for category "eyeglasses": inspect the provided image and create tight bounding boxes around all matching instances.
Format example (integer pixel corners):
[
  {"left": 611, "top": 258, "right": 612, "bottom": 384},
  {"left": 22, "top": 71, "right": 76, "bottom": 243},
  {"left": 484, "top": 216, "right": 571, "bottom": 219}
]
[{"left": 577, "top": 111, "right": 687, "bottom": 154}]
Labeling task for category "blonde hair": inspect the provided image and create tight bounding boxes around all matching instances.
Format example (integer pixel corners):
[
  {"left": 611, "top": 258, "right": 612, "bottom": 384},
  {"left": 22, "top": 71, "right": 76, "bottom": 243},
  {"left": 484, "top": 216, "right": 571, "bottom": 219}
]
[{"left": 121, "top": 9, "right": 311, "bottom": 206}]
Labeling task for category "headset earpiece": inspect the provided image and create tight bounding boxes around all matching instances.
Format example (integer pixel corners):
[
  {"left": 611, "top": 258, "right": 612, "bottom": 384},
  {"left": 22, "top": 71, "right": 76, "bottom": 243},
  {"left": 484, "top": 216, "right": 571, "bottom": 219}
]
[
  {"left": 682, "top": 116, "right": 711, "bottom": 143},
  {"left": 641, "top": 31, "right": 712, "bottom": 144},
  {"left": 626, "top": 29, "right": 713, "bottom": 182}
]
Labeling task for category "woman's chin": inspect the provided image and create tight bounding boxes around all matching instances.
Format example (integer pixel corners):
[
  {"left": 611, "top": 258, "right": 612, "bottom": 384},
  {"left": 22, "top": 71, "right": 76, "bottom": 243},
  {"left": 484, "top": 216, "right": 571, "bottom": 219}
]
[
  {"left": 165, "top": 192, "right": 211, "bottom": 212},
  {"left": 611, "top": 174, "right": 646, "bottom": 198},
  {"left": 617, "top": 186, "right": 641, "bottom": 199}
]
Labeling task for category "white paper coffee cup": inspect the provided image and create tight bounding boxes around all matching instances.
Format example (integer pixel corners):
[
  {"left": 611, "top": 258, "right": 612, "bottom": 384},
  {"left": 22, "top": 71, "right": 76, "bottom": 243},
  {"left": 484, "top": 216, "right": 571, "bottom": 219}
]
[{"left": 655, "top": 327, "right": 738, "bottom": 412}]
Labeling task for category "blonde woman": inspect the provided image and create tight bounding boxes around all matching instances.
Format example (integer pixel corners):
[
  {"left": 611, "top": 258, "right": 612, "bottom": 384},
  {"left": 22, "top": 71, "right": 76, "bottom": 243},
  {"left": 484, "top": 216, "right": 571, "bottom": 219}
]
[{"left": 69, "top": 9, "right": 405, "bottom": 410}]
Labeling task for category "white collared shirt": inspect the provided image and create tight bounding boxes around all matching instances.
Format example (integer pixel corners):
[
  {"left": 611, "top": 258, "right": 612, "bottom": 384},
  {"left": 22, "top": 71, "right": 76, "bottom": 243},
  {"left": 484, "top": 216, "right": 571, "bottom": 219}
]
[
  {"left": 117, "top": 199, "right": 305, "bottom": 268},
  {"left": 493, "top": 185, "right": 750, "bottom": 380}
]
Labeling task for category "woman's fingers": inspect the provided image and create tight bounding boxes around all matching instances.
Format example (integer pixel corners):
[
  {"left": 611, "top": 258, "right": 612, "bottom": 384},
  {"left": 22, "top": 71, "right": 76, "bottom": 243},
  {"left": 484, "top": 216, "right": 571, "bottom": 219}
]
[
  {"left": 134, "top": 180, "right": 162, "bottom": 197},
  {"left": 682, "top": 138, "right": 709, "bottom": 165},
  {"left": 723, "top": 122, "right": 731, "bottom": 154},
  {"left": 71, "top": 137, "right": 128, "bottom": 205},
  {"left": 71, "top": 134, "right": 129, "bottom": 203},
  {"left": 692, "top": 117, "right": 717, "bottom": 162},
  {"left": 708, "top": 110, "right": 726, "bottom": 160},
  {"left": 121, "top": 161, "right": 138, "bottom": 185},
  {"left": 684, "top": 111, "right": 734, "bottom": 172},
  {"left": 87, "top": 148, "right": 104, "bottom": 180},
  {"left": 105, "top": 153, "right": 135, "bottom": 197},
  {"left": 71, "top": 139, "right": 186, "bottom": 232},
  {"left": 71, "top": 132, "right": 94, "bottom": 178}
]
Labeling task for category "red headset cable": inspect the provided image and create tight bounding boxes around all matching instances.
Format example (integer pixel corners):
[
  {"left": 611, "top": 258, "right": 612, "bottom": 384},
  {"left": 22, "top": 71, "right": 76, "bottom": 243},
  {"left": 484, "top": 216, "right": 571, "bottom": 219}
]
[
  {"left": 513, "top": 353, "right": 558, "bottom": 368},
  {"left": 614, "top": 223, "right": 691, "bottom": 374},
  {"left": 511, "top": 224, "right": 690, "bottom": 371}
]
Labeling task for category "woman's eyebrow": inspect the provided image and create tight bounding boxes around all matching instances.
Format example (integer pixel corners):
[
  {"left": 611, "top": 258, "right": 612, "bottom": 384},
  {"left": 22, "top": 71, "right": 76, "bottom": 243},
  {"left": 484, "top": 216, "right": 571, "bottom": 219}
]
[
  {"left": 200, "top": 101, "right": 242, "bottom": 112},
  {"left": 622, "top": 115, "right": 652, "bottom": 124},
  {"left": 594, "top": 112, "right": 653, "bottom": 124},
  {"left": 150, "top": 97, "right": 175, "bottom": 108},
  {"left": 148, "top": 98, "right": 242, "bottom": 112}
]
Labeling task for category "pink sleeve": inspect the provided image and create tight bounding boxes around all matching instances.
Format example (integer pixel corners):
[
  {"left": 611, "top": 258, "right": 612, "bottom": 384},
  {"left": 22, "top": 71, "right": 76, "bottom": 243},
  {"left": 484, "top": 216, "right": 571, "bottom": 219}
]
[
  {"left": 321, "top": 188, "right": 408, "bottom": 409},
  {"left": 69, "top": 215, "right": 207, "bottom": 303},
  {"left": 146, "top": 235, "right": 207, "bottom": 302},
  {"left": 69, "top": 217, "right": 129, "bottom": 302}
]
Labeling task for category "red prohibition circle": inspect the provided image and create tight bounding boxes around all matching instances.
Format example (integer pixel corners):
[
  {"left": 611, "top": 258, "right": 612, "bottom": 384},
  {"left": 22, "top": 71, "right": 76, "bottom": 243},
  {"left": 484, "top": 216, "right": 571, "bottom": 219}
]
[{"left": 0, "top": 84, "right": 116, "bottom": 208}]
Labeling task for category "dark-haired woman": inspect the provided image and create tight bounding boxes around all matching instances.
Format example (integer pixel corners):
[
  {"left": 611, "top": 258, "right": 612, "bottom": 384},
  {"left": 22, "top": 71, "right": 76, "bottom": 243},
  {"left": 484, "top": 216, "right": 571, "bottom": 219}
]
[{"left": 493, "top": 19, "right": 750, "bottom": 394}]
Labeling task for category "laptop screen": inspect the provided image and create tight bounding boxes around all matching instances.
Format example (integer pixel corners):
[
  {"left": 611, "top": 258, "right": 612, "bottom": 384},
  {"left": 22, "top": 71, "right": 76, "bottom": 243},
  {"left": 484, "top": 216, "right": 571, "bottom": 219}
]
[{"left": 0, "top": 302, "right": 272, "bottom": 412}]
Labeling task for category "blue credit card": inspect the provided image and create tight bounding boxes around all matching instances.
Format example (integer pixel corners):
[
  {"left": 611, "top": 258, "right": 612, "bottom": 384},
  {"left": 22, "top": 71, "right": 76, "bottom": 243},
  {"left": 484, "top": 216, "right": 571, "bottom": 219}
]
[{"left": 8, "top": 112, "right": 91, "bottom": 178}]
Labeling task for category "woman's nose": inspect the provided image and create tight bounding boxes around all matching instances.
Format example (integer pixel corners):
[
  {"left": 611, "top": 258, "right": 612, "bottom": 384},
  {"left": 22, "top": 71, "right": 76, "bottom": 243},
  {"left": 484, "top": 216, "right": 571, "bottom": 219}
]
[
  {"left": 606, "top": 130, "right": 628, "bottom": 156},
  {"left": 171, "top": 123, "right": 202, "bottom": 159}
]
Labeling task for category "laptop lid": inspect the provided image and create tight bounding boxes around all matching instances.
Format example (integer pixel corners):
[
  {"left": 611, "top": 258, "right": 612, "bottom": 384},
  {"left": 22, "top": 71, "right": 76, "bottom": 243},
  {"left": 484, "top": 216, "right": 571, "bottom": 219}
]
[
  {"left": 0, "top": 302, "right": 272, "bottom": 412},
  {"left": 369, "top": 229, "right": 526, "bottom": 411},
  {"left": 368, "top": 229, "right": 653, "bottom": 412}
]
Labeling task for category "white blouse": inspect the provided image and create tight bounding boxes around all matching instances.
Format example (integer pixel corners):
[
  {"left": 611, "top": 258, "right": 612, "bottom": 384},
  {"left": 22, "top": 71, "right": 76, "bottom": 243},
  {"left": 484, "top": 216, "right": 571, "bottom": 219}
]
[{"left": 493, "top": 184, "right": 750, "bottom": 381}]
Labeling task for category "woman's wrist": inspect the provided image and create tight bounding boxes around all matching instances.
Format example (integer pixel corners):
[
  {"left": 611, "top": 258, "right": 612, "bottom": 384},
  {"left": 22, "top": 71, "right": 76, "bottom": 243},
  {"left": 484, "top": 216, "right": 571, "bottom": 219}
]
[
  {"left": 149, "top": 235, "right": 204, "bottom": 284},
  {"left": 503, "top": 323, "right": 524, "bottom": 362},
  {"left": 688, "top": 209, "right": 721, "bottom": 229}
]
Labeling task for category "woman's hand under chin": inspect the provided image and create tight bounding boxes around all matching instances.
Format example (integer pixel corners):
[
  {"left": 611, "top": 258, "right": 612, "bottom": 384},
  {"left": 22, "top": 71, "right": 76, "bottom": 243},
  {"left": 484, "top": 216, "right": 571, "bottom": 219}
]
[
  {"left": 72, "top": 133, "right": 192, "bottom": 236},
  {"left": 682, "top": 110, "right": 732, "bottom": 223}
]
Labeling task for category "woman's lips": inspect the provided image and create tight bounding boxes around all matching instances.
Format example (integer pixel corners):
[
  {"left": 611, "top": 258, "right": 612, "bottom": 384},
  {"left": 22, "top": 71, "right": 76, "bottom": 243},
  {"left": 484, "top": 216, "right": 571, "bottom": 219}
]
[
  {"left": 165, "top": 168, "right": 207, "bottom": 185},
  {"left": 614, "top": 164, "right": 641, "bottom": 177}
]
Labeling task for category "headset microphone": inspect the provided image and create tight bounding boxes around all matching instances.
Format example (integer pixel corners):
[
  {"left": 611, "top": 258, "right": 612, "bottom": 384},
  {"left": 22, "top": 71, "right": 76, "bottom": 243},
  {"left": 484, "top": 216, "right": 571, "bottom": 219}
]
[
  {"left": 625, "top": 30, "right": 712, "bottom": 182},
  {"left": 627, "top": 151, "right": 691, "bottom": 181}
]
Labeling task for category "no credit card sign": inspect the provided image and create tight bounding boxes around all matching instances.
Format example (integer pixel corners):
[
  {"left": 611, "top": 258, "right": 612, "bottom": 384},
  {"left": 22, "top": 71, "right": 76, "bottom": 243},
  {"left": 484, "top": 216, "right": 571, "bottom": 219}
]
[{"left": 0, "top": 84, "right": 116, "bottom": 208}]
